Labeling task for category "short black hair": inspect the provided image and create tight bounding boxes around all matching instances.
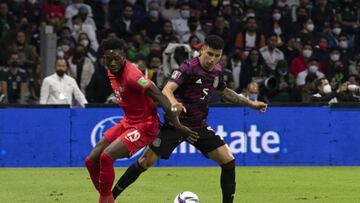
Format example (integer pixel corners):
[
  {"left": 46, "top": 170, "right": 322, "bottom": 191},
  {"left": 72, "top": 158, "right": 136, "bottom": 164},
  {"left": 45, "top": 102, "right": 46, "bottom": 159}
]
[
  {"left": 204, "top": 35, "right": 224, "bottom": 50},
  {"left": 101, "top": 37, "right": 126, "bottom": 51}
]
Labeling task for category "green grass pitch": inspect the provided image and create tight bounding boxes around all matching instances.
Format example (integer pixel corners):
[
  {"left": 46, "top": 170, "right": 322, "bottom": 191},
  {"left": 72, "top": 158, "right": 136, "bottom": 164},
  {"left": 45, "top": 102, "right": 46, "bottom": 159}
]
[{"left": 1, "top": 167, "right": 360, "bottom": 203}]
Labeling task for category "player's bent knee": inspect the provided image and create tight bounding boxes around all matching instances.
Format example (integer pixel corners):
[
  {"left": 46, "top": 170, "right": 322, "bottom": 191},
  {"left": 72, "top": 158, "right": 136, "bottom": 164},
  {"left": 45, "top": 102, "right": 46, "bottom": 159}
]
[
  {"left": 221, "top": 159, "right": 236, "bottom": 170},
  {"left": 137, "top": 157, "right": 154, "bottom": 170}
]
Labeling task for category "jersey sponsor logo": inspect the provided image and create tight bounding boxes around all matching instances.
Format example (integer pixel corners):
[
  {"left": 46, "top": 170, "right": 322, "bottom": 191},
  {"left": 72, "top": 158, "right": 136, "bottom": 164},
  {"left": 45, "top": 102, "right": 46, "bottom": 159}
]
[
  {"left": 195, "top": 78, "right": 202, "bottom": 84},
  {"left": 90, "top": 116, "right": 144, "bottom": 160},
  {"left": 125, "top": 130, "right": 141, "bottom": 142},
  {"left": 171, "top": 70, "right": 182, "bottom": 79},
  {"left": 137, "top": 77, "right": 149, "bottom": 88},
  {"left": 213, "top": 76, "right": 219, "bottom": 88}
]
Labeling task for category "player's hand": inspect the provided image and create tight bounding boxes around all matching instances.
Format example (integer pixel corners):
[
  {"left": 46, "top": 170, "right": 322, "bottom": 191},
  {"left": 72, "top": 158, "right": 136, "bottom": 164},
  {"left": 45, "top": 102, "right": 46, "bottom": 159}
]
[
  {"left": 171, "top": 102, "right": 187, "bottom": 116},
  {"left": 249, "top": 101, "right": 268, "bottom": 113},
  {"left": 175, "top": 124, "right": 199, "bottom": 144}
]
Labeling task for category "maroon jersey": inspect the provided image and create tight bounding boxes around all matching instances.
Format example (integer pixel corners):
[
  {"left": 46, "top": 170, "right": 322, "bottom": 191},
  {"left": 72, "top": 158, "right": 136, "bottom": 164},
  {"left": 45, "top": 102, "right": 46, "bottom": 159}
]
[{"left": 168, "top": 57, "right": 226, "bottom": 129}]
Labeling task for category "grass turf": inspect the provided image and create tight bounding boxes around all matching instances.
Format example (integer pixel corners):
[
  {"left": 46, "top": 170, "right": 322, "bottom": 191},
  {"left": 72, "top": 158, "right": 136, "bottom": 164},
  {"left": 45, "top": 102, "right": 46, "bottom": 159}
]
[{"left": 0, "top": 167, "right": 359, "bottom": 203}]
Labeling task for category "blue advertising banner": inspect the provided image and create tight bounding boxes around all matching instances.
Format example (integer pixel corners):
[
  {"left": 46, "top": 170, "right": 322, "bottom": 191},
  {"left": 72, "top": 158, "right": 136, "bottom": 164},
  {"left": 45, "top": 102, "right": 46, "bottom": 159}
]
[{"left": 0, "top": 107, "right": 360, "bottom": 167}]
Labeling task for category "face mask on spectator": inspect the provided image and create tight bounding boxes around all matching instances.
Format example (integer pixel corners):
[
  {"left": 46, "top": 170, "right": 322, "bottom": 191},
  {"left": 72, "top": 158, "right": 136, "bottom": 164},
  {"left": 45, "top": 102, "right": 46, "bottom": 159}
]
[
  {"left": 149, "top": 10, "right": 159, "bottom": 18},
  {"left": 306, "top": 23, "right": 314, "bottom": 32},
  {"left": 323, "top": 84, "right": 332, "bottom": 93},
  {"left": 80, "top": 39, "right": 89, "bottom": 47},
  {"left": 249, "top": 93, "right": 258, "bottom": 101},
  {"left": 272, "top": 13, "right": 281, "bottom": 21},
  {"left": 309, "top": 65, "right": 318, "bottom": 73},
  {"left": 330, "top": 53, "right": 340, "bottom": 62},
  {"left": 56, "top": 70, "right": 66, "bottom": 77},
  {"left": 62, "top": 45, "right": 70, "bottom": 52},
  {"left": 303, "top": 49, "right": 312, "bottom": 58},
  {"left": 339, "top": 41, "right": 348, "bottom": 49},
  {"left": 73, "top": 24, "right": 81, "bottom": 31},
  {"left": 332, "top": 28, "right": 341, "bottom": 35},
  {"left": 57, "top": 50, "right": 65, "bottom": 59},
  {"left": 126, "top": 0, "right": 136, "bottom": 5},
  {"left": 180, "top": 10, "right": 190, "bottom": 19},
  {"left": 277, "top": 2, "right": 286, "bottom": 7},
  {"left": 246, "top": 12, "right": 256, "bottom": 18}
]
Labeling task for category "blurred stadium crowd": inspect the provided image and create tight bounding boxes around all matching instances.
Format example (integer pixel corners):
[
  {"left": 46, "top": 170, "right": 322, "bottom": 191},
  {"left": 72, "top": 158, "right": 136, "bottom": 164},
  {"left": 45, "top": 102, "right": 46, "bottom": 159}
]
[{"left": 1, "top": 0, "right": 360, "bottom": 106}]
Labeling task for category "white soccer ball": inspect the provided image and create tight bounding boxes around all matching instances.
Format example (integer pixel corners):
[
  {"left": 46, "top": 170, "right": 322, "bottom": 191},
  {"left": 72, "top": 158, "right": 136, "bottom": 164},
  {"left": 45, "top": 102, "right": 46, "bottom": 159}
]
[{"left": 173, "top": 191, "right": 200, "bottom": 203}]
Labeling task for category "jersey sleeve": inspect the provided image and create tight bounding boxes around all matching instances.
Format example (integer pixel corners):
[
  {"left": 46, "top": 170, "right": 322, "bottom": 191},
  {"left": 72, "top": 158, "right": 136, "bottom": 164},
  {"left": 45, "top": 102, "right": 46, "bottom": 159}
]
[
  {"left": 128, "top": 68, "right": 153, "bottom": 93},
  {"left": 168, "top": 63, "right": 190, "bottom": 86}
]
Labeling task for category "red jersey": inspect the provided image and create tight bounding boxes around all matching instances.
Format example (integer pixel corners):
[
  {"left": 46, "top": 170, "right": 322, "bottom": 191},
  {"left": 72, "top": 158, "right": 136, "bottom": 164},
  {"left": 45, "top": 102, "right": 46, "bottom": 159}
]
[{"left": 108, "top": 60, "right": 158, "bottom": 123}]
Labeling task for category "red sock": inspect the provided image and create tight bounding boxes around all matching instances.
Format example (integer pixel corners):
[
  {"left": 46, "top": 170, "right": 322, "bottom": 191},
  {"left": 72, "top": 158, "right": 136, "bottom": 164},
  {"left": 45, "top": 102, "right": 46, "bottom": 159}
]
[
  {"left": 85, "top": 157, "right": 100, "bottom": 191},
  {"left": 99, "top": 152, "right": 115, "bottom": 196}
]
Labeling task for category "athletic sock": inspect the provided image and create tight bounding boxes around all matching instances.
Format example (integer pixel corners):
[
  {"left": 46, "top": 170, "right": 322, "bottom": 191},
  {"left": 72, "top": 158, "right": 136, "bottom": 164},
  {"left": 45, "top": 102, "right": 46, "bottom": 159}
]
[
  {"left": 112, "top": 161, "right": 146, "bottom": 199},
  {"left": 85, "top": 157, "right": 100, "bottom": 191},
  {"left": 221, "top": 159, "right": 236, "bottom": 203},
  {"left": 99, "top": 152, "right": 115, "bottom": 196}
]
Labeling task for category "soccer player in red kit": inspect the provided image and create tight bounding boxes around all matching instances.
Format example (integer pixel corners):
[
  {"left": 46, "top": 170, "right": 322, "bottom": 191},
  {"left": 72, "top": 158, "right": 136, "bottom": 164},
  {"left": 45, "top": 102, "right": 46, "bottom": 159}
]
[{"left": 84, "top": 37, "right": 197, "bottom": 203}]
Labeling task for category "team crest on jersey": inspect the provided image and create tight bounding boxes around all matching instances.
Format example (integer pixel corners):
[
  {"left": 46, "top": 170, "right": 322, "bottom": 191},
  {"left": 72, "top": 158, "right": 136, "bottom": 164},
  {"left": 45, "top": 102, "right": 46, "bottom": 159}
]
[
  {"left": 137, "top": 77, "right": 149, "bottom": 88},
  {"left": 213, "top": 76, "right": 219, "bottom": 88},
  {"left": 171, "top": 70, "right": 182, "bottom": 79}
]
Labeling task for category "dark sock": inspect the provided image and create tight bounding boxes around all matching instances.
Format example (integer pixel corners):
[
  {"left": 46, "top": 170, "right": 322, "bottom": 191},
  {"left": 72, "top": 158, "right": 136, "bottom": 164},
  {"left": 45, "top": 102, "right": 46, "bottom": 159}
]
[
  {"left": 221, "top": 159, "right": 236, "bottom": 203},
  {"left": 112, "top": 161, "right": 146, "bottom": 199}
]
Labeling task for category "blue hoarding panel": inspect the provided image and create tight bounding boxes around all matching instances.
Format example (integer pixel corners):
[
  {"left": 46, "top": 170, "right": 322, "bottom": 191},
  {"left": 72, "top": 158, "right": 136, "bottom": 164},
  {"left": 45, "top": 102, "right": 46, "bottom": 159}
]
[{"left": 1, "top": 107, "right": 360, "bottom": 167}]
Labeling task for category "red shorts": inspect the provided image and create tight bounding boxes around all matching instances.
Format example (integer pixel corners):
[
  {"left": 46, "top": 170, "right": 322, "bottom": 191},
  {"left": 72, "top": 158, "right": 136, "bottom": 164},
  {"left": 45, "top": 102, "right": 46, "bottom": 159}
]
[{"left": 103, "top": 117, "right": 159, "bottom": 156}]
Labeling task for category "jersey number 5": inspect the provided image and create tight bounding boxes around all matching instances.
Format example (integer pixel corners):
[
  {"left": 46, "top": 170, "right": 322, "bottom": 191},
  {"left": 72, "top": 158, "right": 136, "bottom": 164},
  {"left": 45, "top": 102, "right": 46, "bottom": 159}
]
[{"left": 200, "top": 88, "right": 209, "bottom": 100}]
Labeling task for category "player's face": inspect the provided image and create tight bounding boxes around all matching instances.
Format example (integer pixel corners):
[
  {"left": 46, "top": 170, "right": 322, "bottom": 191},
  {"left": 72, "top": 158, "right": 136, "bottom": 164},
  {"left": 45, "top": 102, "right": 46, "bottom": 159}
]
[
  {"left": 199, "top": 46, "right": 222, "bottom": 70},
  {"left": 104, "top": 49, "right": 125, "bottom": 74}
]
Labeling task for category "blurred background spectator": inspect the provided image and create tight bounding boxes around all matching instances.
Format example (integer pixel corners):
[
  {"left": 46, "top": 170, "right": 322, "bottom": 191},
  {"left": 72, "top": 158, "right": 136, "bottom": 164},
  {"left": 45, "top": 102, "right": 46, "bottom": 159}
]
[{"left": 0, "top": 0, "right": 359, "bottom": 105}]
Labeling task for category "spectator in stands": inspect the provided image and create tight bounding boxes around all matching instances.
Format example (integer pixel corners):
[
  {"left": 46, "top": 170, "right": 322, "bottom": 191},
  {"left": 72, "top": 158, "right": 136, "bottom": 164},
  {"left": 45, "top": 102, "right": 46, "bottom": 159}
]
[
  {"left": 155, "top": 20, "right": 178, "bottom": 49},
  {"left": 281, "top": 37, "right": 302, "bottom": 65},
  {"left": 311, "top": 77, "right": 348, "bottom": 103},
  {"left": 239, "top": 81, "right": 260, "bottom": 102},
  {"left": 228, "top": 48, "right": 243, "bottom": 91},
  {"left": 127, "top": 32, "right": 150, "bottom": 61},
  {"left": 113, "top": 4, "right": 138, "bottom": 41},
  {"left": 0, "top": 2, "right": 15, "bottom": 41},
  {"left": 290, "top": 43, "right": 315, "bottom": 77},
  {"left": 180, "top": 17, "right": 205, "bottom": 43},
  {"left": 171, "top": 2, "right": 191, "bottom": 39},
  {"left": 327, "top": 22, "right": 342, "bottom": 49},
  {"left": 77, "top": 32, "right": 97, "bottom": 63},
  {"left": 67, "top": 44, "right": 94, "bottom": 94},
  {"left": 7, "top": 30, "right": 39, "bottom": 72},
  {"left": 335, "top": 0, "right": 359, "bottom": 36},
  {"left": 65, "top": 0, "right": 95, "bottom": 29},
  {"left": 140, "top": 8, "right": 164, "bottom": 41},
  {"left": 298, "top": 18, "right": 318, "bottom": 44},
  {"left": 301, "top": 73, "right": 318, "bottom": 102},
  {"left": 234, "top": 17, "right": 266, "bottom": 54},
  {"left": 219, "top": 54, "right": 235, "bottom": 91},
  {"left": 338, "top": 34, "right": 354, "bottom": 62},
  {"left": 86, "top": 54, "right": 112, "bottom": 103},
  {"left": 71, "top": 14, "right": 98, "bottom": 51},
  {"left": 211, "top": 15, "right": 232, "bottom": 53},
  {"left": 260, "top": 33, "right": 285, "bottom": 72},
  {"left": 311, "top": 0, "right": 334, "bottom": 32},
  {"left": 0, "top": 52, "right": 29, "bottom": 104},
  {"left": 296, "top": 58, "right": 325, "bottom": 86},
  {"left": 161, "top": 0, "right": 180, "bottom": 21},
  {"left": 40, "top": 58, "right": 87, "bottom": 107},
  {"left": 264, "top": 7, "right": 290, "bottom": 45},
  {"left": 239, "top": 49, "right": 266, "bottom": 92},
  {"left": 314, "top": 36, "right": 330, "bottom": 66}
]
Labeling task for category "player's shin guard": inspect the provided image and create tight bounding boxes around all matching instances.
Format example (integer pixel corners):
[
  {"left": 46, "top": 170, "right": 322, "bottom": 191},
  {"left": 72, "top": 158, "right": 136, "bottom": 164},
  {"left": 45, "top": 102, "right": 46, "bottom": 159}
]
[
  {"left": 85, "top": 157, "right": 100, "bottom": 191},
  {"left": 221, "top": 159, "right": 236, "bottom": 203},
  {"left": 112, "top": 160, "right": 146, "bottom": 199},
  {"left": 99, "top": 152, "right": 115, "bottom": 196}
]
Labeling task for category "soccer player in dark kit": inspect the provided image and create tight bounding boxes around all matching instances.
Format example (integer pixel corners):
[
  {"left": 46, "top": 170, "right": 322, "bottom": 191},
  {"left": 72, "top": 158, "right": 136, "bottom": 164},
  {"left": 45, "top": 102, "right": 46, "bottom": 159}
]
[
  {"left": 112, "top": 35, "right": 268, "bottom": 203},
  {"left": 84, "top": 37, "right": 196, "bottom": 203}
]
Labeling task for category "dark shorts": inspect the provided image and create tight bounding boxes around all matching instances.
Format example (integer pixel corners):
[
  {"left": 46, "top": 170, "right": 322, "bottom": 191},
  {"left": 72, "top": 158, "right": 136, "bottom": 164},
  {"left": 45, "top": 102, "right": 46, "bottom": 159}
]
[{"left": 149, "top": 124, "right": 225, "bottom": 159}]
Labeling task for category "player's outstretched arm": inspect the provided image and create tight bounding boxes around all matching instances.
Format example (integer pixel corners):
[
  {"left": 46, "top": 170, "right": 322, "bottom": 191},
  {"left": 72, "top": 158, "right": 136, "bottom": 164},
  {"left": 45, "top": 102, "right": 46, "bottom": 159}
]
[
  {"left": 217, "top": 88, "right": 267, "bottom": 113},
  {"left": 146, "top": 83, "right": 198, "bottom": 141}
]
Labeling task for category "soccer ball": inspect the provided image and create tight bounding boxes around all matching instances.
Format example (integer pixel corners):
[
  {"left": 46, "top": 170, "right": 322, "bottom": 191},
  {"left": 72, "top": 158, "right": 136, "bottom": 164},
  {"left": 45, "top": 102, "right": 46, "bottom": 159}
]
[{"left": 173, "top": 191, "right": 200, "bottom": 203}]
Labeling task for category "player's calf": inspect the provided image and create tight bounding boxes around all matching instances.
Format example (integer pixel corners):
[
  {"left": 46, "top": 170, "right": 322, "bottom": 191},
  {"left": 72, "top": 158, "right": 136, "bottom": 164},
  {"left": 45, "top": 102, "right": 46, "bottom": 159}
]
[{"left": 221, "top": 159, "right": 236, "bottom": 203}]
